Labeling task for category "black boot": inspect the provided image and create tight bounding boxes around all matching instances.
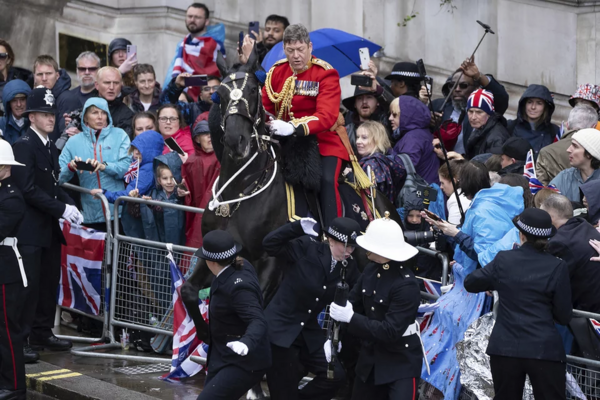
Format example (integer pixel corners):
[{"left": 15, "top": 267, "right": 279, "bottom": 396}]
[
  {"left": 0, "top": 389, "right": 26, "bottom": 400},
  {"left": 29, "top": 335, "right": 72, "bottom": 351},
  {"left": 23, "top": 344, "right": 39, "bottom": 364}
]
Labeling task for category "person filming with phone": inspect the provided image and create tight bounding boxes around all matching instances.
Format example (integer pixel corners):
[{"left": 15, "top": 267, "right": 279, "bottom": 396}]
[{"left": 58, "top": 97, "right": 131, "bottom": 232}]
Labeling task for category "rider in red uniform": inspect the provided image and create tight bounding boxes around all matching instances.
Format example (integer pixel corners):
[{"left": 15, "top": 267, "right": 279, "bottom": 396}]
[{"left": 263, "top": 24, "right": 349, "bottom": 228}]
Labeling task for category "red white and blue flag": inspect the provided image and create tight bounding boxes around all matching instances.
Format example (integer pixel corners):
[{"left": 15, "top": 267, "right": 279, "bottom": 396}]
[
  {"left": 467, "top": 89, "right": 495, "bottom": 112},
  {"left": 161, "top": 251, "right": 209, "bottom": 381},
  {"left": 124, "top": 159, "right": 139, "bottom": 184},
  {"left": 417, "top": 278, "right": 443, "bottom": 332},
  {"left": 523, "top": 149, "right": 560, "bottom": 195},
  {"left": 57, "top": 220, "right": 106, "bottom": 316},
  {"left": 172, "top": 34, "right": 223, "bottom": 102},
  {"left": 591, "top": 319, "right": 600, "bottom": 338}
]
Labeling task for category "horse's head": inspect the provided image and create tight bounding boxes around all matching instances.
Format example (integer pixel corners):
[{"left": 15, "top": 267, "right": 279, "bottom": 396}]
[{"left": 216, "top": 46, "right": 265, "bottom": 160}]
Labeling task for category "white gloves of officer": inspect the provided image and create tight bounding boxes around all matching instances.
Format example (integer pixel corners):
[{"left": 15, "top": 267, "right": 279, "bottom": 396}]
[
  {"left": 300, "top": 217, "right": 318, "bottom": 237},
  {"left": 62, "top": 204, "right": 84, "bottom": 225},
  {"left": 324, "top": 339, "right": 342, "bottom": 363},
  {"left": 269, "top": 120, "right": 294, "bottom": 137},
  {"left": 226, "top": 341, "right": 249, "bottom": 356},
  {"left": 330, "top": 301, "right": 354, "bottom": 323}
]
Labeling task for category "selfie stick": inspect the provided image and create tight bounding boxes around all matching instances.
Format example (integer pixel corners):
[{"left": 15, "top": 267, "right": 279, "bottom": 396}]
[{"left": 420, "top": 20, "right": 495, "bottom": 223}]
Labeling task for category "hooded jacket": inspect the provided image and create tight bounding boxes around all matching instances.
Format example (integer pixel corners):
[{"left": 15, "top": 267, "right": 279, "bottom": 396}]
[
  {"left": 0, "top": 79, "right": 31, "bottom": 144},
  {"left": 507, "top": 84, "right": 560, "bottom": 156},
  {"left": 58, "top": 97, "right": 131, "bottom": 223},
  {"left": 140, "top": 152, "right": 186, "bottom": 246},
  {"left": 390, "top": 96, "right": 439, "bottom": 184},
  {"left": 49, "top": 69, "right": 73, "bottom": 142},
  {"left": 0, "top": 66, "right": 33, "bottom": 115},
  {"left": 465, "top": 113, "right": 510, "bottom": 160},
  {"left": 182, "top": 138, "right": 220, "bottom": 249},
  {"left": 580, "top": 179, "right": 600, "bottom": 226},
  {"left": 103, "top": 130, "right": 164, "bottom": 203}
]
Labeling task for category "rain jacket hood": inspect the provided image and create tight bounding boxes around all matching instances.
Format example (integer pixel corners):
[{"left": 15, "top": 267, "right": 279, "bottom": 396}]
[
  {"left": 0, "top": 79, "right": 31, "bottom": 144},
  {"left": 580, "top": 178, "right": 600, "bottom": 225},
  {"left": 516, "top": 84, "right": 556, "bottom": 124},
  {"left": 398, "top": 95, "right": 431, "bottom": 135}
]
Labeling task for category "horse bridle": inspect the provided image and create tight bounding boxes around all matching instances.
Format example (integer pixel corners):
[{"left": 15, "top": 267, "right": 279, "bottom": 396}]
[
  {"left": 208, "top": 71, "right": 279, "bottom": 216},
  {"left": 219, "top": 71, "right": 272, "bottom": 150}
]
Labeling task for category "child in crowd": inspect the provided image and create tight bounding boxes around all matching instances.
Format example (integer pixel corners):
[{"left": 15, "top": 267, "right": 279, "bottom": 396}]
[
  {"left": 91, "top": 130, "right": 165, "bottom": 237},
  {"left": 140, "top": 152, "right": 186, "bottom": 246}
]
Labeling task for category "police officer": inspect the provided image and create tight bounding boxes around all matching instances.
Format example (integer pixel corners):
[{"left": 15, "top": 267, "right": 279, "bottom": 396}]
[
  {"left": 262, "top": 217, "right": 361, "bottom": 400},
  {"left": 11, "top": 87, "right": 82, "bottom": 359},
  {"left": 330, "top": 215, "right": 424, "bottom": 400},
  {"left": 465, "top": 208, "right": 572, "bottom": 399},
  {"left": 0, "top": 139, "right": 27, "bottom": 400},
  {"left": 196, "top": 230, "right": 271, "bottom": 400}
]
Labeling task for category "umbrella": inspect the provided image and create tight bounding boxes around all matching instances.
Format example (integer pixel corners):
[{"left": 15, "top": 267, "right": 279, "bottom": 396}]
[{"left": 261, "top": 28, "right": 382, "bottom": 78}]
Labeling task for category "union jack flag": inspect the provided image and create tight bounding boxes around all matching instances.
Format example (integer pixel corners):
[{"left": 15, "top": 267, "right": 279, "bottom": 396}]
[
  {"left": 123, "top": 159, "right": 139, "bottom": 184},
  {"left": 57, "top": 220, "right": 106, "bottom": 316},
  {"left": 591, "top": 319, "right": 600, "bottom": 338},
  {"left": 418, "top": 278, "right": 443, "bottom": 332},
  {"left": 172, "top": 34, "right": 224, "bottom": 102},
  {"left": 523, "top": 149, "right": 560, "bottom": 195},
  {"left": 161, "top": 251, "right": 209, "bottom": 381}
]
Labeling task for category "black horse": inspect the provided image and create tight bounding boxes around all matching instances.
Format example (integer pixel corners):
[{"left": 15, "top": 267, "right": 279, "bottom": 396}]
[{"left": 181, "top": 48, "right": 402, "bottom": 341}]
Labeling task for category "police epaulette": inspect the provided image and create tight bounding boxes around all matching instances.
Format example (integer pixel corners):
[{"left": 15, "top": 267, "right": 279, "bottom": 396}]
[{"left": 312, "top": 58, "right": 333, "bottom": 70}]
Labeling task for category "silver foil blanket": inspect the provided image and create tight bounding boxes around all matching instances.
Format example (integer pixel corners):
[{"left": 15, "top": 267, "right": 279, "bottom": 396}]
[{"left": 456, "top": 312, "right": 534, "bottom": 400}]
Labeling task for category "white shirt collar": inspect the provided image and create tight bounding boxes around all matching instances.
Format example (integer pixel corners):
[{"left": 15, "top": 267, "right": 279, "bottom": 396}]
[
  {"left": 30, "top": 126, "right": 49, "bottom": 146},
  {"left": 216, "top": 265, "right": 230, "bottom": 278}
]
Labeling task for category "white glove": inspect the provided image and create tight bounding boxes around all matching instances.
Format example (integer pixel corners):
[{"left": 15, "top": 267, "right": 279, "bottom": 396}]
[
  {"left": 73, "top": 209, "right": 84, "bottom": 225},
  {"left": 324, "top": 339, "right": 342, "bottom": 363},
  {"left": 300, "top": 217, "right": 318, "bottom": 236},
  {"left": 226, "top": 341, "right": 249, "bottom": 356},
  {"left": 269, "top": 120, "right": 294, "bottom": 137},
  {"left": 330, "top": 301, "right": 354, "bottom": 323},
  {"left": 62, "top": 204, "right": 80, "bottom": 224}
]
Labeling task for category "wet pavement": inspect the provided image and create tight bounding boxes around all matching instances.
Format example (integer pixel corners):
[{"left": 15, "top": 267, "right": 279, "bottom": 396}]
[{"left": 27, "top": 325, "right": 209, "bottom": 399}]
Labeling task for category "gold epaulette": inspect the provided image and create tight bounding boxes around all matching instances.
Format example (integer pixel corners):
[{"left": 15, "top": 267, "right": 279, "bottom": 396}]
[{"left": 312, "top": 57, "right": 333, "bottom": 70}]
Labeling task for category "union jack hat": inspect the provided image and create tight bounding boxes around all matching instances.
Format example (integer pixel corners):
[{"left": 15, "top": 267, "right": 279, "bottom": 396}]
[
  {"left": 467, "top": 89, "right": 495, "bottom": 116},
  {"left": 569, "top": 83, "right": 600, "bottom": 109}
]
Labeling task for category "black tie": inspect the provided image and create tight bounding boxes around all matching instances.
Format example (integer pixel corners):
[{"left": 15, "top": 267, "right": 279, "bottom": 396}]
[
  {"left": 330, "top": 259, "right": 337, "bottom": 273},
  {"left": 46, "top": 141, "right": 51, "bottom": 154}
]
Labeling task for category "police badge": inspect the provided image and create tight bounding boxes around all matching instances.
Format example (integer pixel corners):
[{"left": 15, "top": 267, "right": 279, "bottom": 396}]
[{"left": 44, "top": 89, "right": 55, "bottom": 106}]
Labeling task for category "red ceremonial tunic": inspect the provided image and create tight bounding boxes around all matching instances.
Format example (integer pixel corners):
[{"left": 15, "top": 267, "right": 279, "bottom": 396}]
[{"left": 262, "top": 57, "right": 349, "bottom": 161}]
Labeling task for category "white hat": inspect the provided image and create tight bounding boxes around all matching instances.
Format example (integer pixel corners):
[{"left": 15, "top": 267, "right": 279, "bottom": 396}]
[
  {"left": 573, "top": 128, "right": 600, "bottom": 161},
  {"left": 356, "top": 217, "right": 418, "bottom": 262},
  {"left": 0, "top": 139, "right": 25, "bottom": 166}
]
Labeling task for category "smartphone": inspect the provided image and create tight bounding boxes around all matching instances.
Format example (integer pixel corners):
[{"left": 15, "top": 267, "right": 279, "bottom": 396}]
[
  {"left": 350, "top": 74, "right": 373, "bottom": 87},
  {"left": 238, "top": 30, "right": 244, "bottom": 53},
  {"left": 249, "top": 21, "right": 260, "bottom": 37},
  {"left": 75, "top": 161, "right": 96, "bottom": 172},
  {"left": 126, "top": 44, "right": 137, "bottom": 59},
  {"left": 359, "top": 47, "right": 370, "bottom": 71},
  {"left": 423, "top": 209, "right": 442, "bottom": 222},
  {"left": 176, "top": 182, "right": 188, "bottom": 191},
  {"left": 165, "top": 137, "right": 185, "bottom": 156},
  {"left": 184, "top": 75, "right": 208, "bottom": 87}
]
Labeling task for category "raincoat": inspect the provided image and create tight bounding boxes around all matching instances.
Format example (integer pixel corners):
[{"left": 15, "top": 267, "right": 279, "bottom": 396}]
[{"left": 0, "top": 79, "right": 30, "bottom": 144}]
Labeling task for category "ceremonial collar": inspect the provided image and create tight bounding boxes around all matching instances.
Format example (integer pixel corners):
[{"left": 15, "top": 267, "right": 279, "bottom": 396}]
[{"left": 292, "top": 58, "right": 313, "bottom": 75}]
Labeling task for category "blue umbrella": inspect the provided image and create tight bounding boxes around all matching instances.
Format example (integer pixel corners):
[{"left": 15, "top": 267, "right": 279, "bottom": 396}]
[{"left": 261, "top": 28, "right": 382, "bottom": 78}]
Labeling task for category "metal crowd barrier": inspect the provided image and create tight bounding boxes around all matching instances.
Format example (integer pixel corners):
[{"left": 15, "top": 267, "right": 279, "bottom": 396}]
[
  {"left": 56, "top": 183, "right": 112, "bottom": 344},
  {"left": 71, "top": 195, "right": 206, "bottom": 364}
]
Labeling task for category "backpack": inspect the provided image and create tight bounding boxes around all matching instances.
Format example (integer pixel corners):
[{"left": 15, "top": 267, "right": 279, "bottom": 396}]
[{"left": 395, "top": 153, "right": 430, "bottom": 210}]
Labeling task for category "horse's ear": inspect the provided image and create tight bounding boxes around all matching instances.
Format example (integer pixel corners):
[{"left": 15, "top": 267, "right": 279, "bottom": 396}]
[{"left": 216, "top": 52, "right": 228, "bottom": 78}]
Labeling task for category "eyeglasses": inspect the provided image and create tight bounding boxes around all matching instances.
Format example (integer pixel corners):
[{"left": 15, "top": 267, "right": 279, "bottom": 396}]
[
  {"left": 201, "top": 85, "right": 220, "bottom": 92},
  {"left": 0, "top": 53, "right": 8, "bottom": 60},
  {"left": 158, "top": 117, "right": 180, "bottom": 123},
  {"left": 449, "top": 82, "right": 471, "bottom": 90},
  {"left": 77, "top": 67, "right": 99, "bottom": 73}
]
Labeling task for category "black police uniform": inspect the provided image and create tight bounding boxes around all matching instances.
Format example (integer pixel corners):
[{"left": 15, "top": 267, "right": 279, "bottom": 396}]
[
  {"left": 347, "top": 260, "right": 422, "bottom": 400},
  {"left": 0, "top": 176, "right": 27, "bottom": 398},
  {"left": 465, "top": 242, "right": 572, "bottom": 400},
  {"left": 198, "top": 259, "right": 271, "bottom": 400},
  {"left": 262, "top": 220, "right": 360, "bottom": 400},
  {"left": 12, "top": 127, "right": 74, "bottom": 346}
]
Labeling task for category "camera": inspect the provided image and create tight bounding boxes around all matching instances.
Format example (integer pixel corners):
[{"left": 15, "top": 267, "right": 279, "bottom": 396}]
[
  {"left": 66, "top": 109, "right": 83, "bottom": 131},
  {"left": 404, "top": 229, "right": 439, "bottom": 247}
]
